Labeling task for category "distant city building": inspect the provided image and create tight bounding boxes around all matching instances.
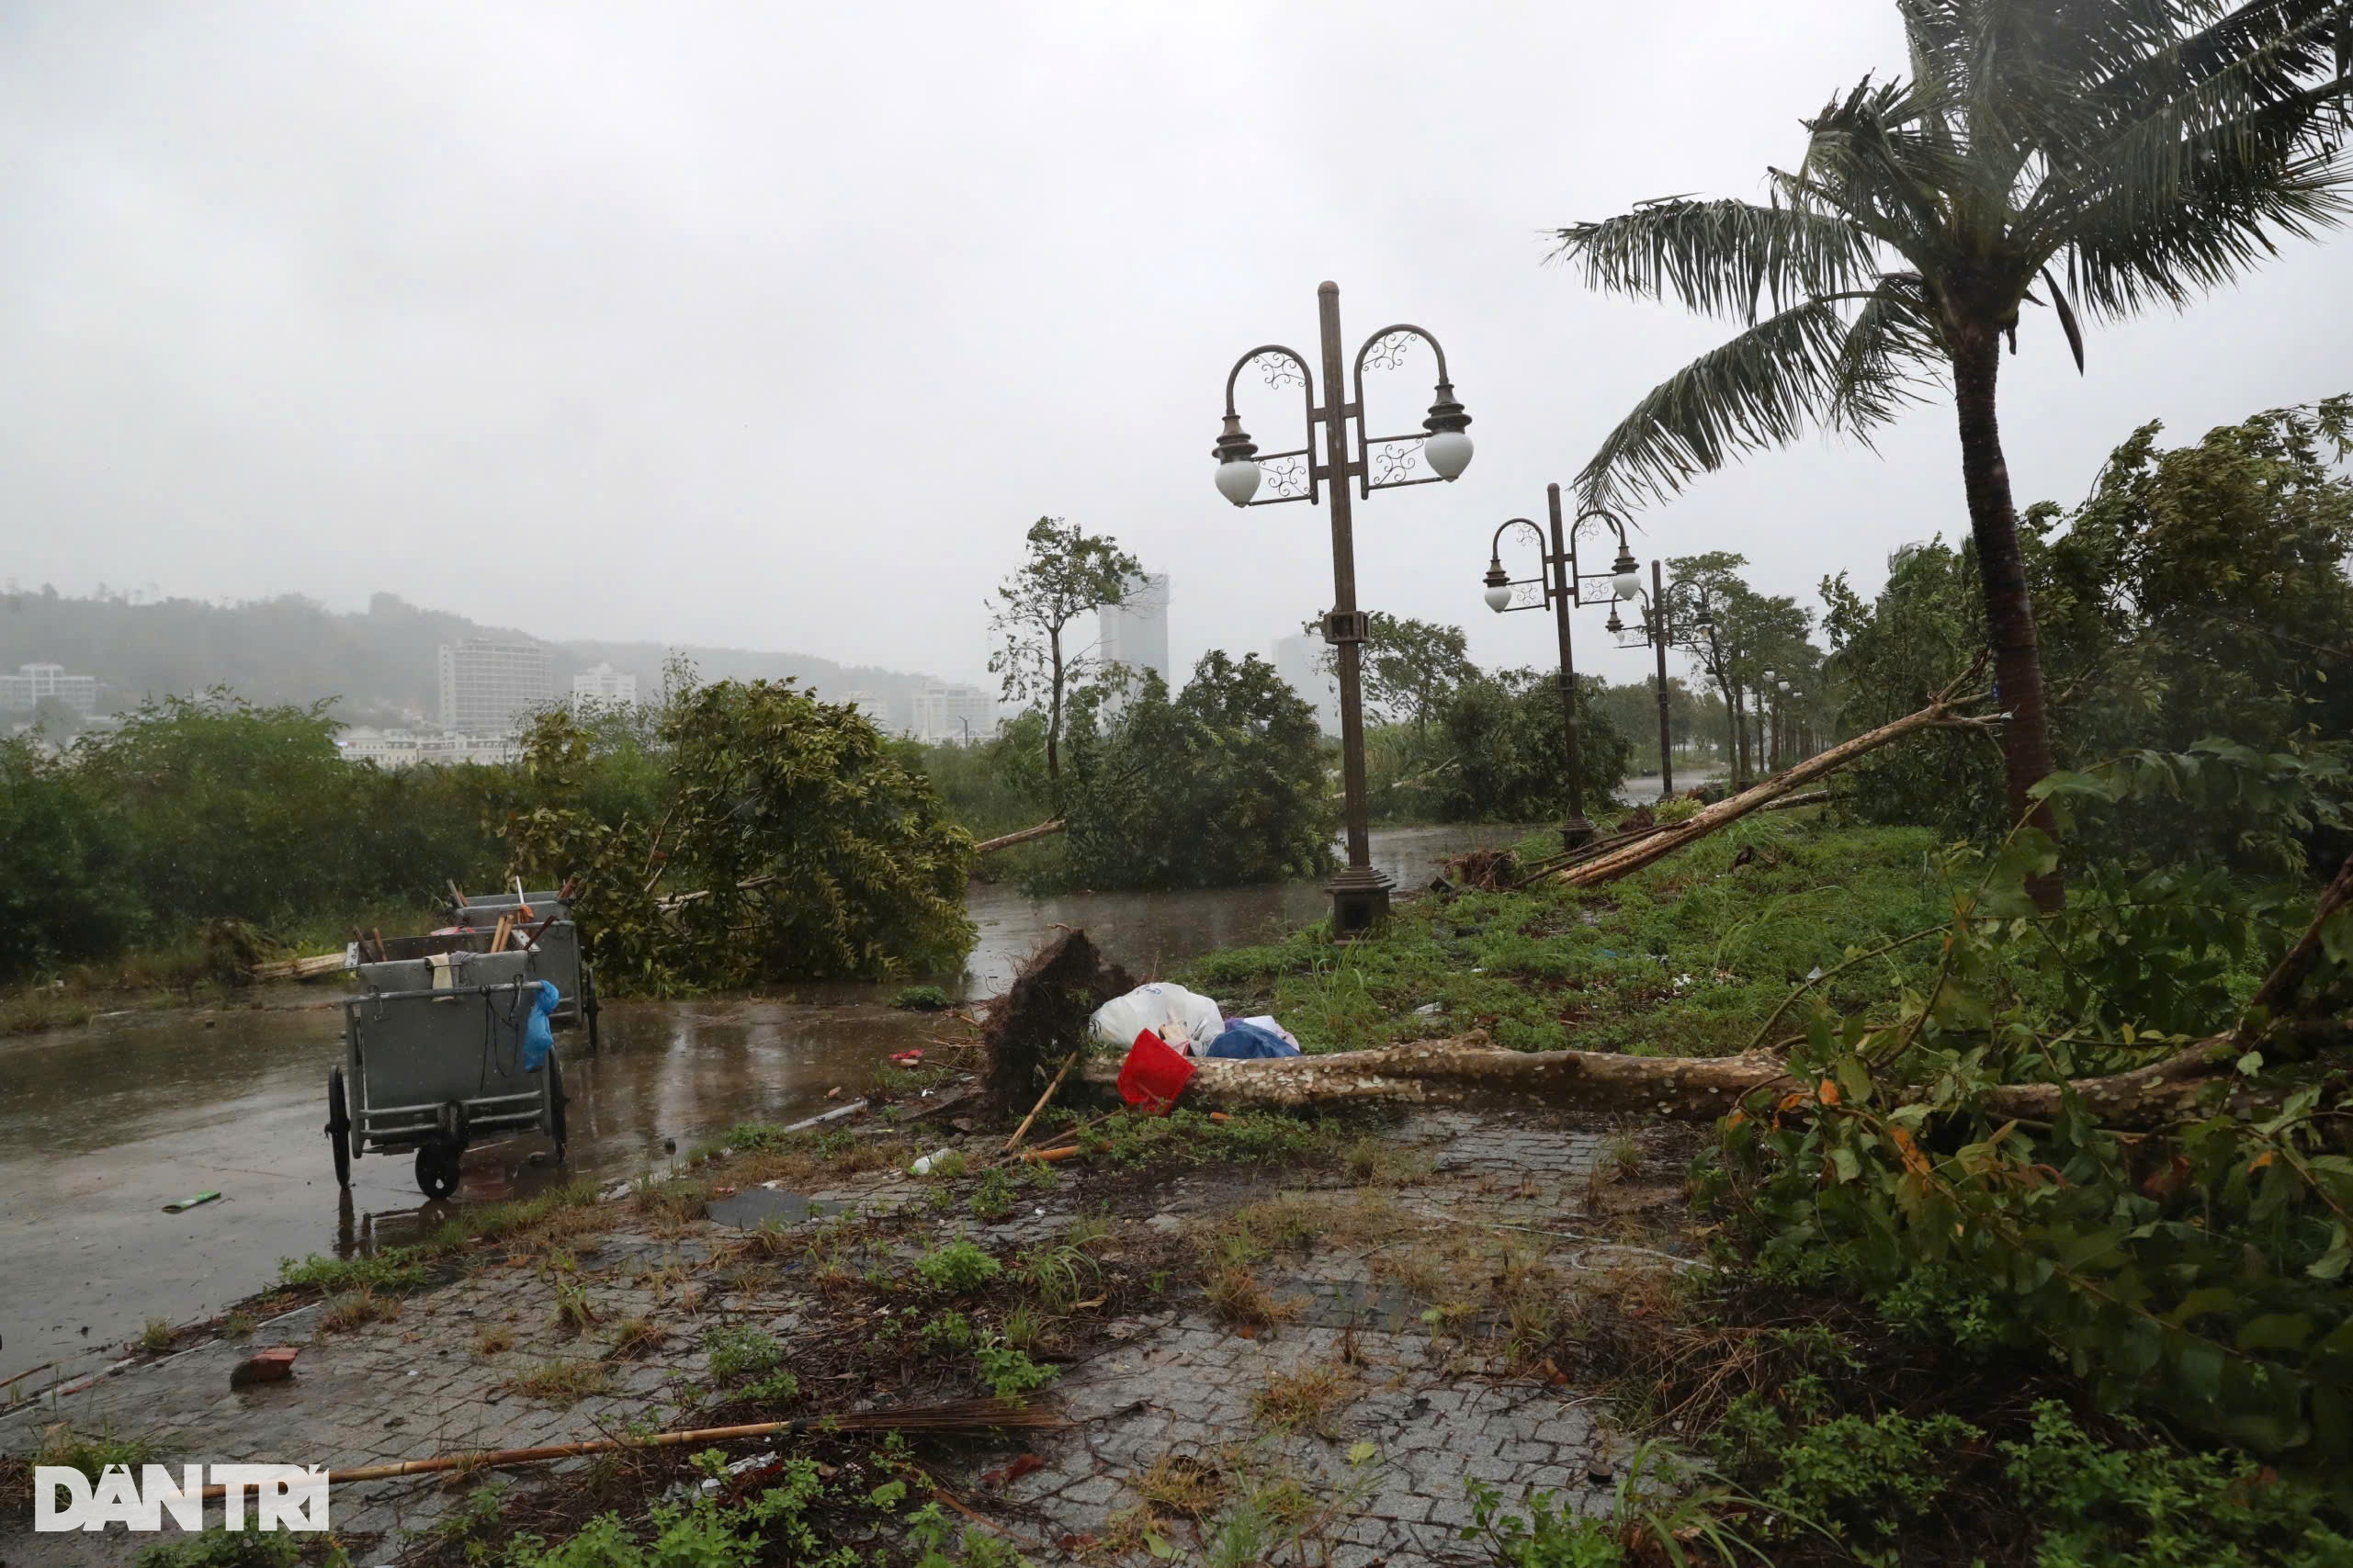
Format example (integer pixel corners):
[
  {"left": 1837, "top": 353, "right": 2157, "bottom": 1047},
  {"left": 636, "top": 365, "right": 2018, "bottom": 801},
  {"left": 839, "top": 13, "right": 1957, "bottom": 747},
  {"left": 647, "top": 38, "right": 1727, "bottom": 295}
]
[
  {"left": 571, "top": 662, "right": 639, "bottom": 713},
  {"left": 437, "top": 638, "right": 552, "bottom": 736},
  {"left": 1273, "top": 634, "right": 1342, "bottom": 738},
  {"left": 1098, "top": 572, "right": 1171, "bottom": 687},
  {"left": 838, "top": 689, "right": 888, "bottom": 728},
  {"left": 909, "top": 681, "right": 996, "bottom": 744},
  {"left": 0, "top": 662, "right": 100, "bottom": 716},
  {"left": 339, "top": 727, "right": 523, "bottom": 769}
]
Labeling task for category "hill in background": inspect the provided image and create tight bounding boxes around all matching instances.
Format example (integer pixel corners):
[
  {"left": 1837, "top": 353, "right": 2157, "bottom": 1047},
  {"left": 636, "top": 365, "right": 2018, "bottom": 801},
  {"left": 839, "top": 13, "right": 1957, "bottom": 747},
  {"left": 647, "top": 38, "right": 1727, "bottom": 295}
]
[{"left": 0, "top": 586, "right": 958, "bottom": 730}]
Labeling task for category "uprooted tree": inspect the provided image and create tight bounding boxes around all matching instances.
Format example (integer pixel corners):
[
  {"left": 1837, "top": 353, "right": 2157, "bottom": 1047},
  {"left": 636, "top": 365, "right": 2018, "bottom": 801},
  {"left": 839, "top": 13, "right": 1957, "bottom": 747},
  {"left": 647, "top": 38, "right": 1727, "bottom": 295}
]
[{"left": 505, "top": 678, "right": 977, "bottom": 994}]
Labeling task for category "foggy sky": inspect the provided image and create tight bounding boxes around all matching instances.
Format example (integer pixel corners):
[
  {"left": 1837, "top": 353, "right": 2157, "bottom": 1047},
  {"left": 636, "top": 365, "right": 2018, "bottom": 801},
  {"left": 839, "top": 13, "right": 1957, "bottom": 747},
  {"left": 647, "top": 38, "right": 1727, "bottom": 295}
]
[{"left": 5, "top": 1, "right": 2349, "bottom": 694}]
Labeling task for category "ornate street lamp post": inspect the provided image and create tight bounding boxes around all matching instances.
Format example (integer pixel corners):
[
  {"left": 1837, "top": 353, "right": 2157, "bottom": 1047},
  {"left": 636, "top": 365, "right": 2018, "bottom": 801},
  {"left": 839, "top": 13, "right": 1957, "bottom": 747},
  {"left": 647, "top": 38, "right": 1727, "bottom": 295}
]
[
  {"left": 1479, "top": 483, "right": 1638, "bottom": 849},
  {"left": 1212, "top": 282, "right": 1475, "bottom": 936}
]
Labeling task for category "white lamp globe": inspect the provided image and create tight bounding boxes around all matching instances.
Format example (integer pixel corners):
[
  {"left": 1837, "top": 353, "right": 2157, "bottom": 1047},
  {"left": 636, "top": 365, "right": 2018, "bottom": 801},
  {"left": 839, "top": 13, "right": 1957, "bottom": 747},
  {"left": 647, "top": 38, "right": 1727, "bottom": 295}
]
[
  {"left": 1612, "top": 568, "right": 1642, "bottom": 601},
  {"left": 1422, "top": 430, "right": 1474, "bottom": 480},
  {"left": 1483, "top": 582, "right": 1512, "bottom": 614},
  {"left": 1215, "top": 457, "right": 1261, "bottom": 507}
]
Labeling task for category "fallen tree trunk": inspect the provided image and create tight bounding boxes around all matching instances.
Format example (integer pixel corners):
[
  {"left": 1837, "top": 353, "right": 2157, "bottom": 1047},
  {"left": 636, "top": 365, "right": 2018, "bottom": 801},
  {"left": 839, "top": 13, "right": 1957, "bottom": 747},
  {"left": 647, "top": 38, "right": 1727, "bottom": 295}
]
[
  {"left": 976, "top": 818, "right": 1065, "bottom": 855},
  {"left": 1553, "top": 699, "right": 1991, "bottom": 889},
  {"left": 1076, "top": 1032, "right": 2272, "bottom": 1131}
]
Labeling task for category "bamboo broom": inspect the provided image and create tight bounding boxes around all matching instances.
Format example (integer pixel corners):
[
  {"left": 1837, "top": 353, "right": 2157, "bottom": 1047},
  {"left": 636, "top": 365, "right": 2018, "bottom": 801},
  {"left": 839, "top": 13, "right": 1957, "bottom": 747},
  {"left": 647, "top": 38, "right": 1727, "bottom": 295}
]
[{"left": 195, "top": 1398, "right": 1063, "bottom": 1498}]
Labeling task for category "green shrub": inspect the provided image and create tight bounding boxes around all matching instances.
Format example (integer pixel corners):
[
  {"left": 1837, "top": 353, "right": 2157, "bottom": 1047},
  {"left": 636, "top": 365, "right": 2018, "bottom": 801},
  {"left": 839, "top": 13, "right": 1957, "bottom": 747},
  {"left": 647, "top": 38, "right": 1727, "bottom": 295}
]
[
  {"left": 973, "top": 1342, "right": 1057, "bottom": 1401},
  {"left": 914, "top": 1238, "right": 1001, "bottom": 1293},
  {"left": 891, "top": 986, "right": 953, "bottom": 1011}
]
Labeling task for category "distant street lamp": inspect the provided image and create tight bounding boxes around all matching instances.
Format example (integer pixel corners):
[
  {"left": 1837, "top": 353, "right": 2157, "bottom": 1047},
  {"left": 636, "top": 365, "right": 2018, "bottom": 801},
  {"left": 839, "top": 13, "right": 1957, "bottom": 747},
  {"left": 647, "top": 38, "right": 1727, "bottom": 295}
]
[
  {"left": 1213, "top": 282, "right": 1475, "bottom": 935},
  {"left": 1478, "top": 482, "right": 1638, "bottom": 848},
  {"left": 1616, "top": 562, "right": 1719, "bottom": 801}
]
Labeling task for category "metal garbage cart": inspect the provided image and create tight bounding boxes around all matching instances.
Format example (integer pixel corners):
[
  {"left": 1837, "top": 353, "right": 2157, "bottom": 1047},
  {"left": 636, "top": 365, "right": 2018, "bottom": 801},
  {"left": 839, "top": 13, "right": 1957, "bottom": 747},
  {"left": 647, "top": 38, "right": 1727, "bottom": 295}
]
[
  {"left": 324, "top": 951, "right": 568, "bottom": 1200},
  {"left": 408, "top": 886, "right": 600, "bottom": 1049}
]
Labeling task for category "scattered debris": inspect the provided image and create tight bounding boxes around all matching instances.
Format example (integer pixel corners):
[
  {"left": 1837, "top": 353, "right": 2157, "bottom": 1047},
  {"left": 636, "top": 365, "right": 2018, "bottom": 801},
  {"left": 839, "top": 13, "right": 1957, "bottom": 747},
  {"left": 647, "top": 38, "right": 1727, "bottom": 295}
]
[
  {"left": 161, "top": 1191, "right": 221, "bottom": 1213},
  {"left": 229, "top": 1347, "right": 300, "bottom": 1389}
]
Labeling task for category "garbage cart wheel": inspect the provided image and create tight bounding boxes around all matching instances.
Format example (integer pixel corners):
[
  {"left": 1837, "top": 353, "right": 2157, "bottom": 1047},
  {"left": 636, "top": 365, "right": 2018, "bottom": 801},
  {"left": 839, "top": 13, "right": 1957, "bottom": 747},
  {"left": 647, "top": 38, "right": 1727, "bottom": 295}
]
[
  {"left": 325, "top": 1069, "right": 352, "bottom": 1190},
  {"left": 414, "top": 1139, "right": 461, "bottom": 1201},
  {"left": 548, "top": 1053, "right": 568, "bottom": 1164}
]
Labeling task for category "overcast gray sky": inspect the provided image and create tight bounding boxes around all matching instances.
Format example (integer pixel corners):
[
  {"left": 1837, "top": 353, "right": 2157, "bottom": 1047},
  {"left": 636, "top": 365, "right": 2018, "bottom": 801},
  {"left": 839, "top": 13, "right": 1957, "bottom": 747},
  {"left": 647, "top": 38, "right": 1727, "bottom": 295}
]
[{"left": 5, "top": 1, "right": 2348, "bottom": 692}]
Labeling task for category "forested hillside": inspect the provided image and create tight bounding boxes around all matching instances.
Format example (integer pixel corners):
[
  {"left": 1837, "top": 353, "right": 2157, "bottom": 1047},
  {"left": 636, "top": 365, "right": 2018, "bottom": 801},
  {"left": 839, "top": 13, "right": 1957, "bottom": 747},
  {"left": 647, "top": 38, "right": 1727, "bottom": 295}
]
[{"left": 0, "top": 586, "right": 947, "bottom": 725}]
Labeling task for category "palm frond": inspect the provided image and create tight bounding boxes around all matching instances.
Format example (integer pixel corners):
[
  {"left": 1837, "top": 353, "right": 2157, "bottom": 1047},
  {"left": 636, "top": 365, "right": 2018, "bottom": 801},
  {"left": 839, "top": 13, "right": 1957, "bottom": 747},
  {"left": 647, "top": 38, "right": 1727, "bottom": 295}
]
[
  {"left": 1787, "top": 75, "right": 1974, "bottom": 265},
  {"left": 1827, "top": 273, "right": 1947, "bottom": 430},
  {"left": 2023, "top": 2, "right": 2353, "bottom": 250},
  {"left": 2065, "top": 141, "right": 2351, "bottom": 314},
  {"left": 1574, "top": 293, "right": 1913, "bottom": 513},
  {"left": 1548, "top": 198, "right": 1880, "bottom": 321}
]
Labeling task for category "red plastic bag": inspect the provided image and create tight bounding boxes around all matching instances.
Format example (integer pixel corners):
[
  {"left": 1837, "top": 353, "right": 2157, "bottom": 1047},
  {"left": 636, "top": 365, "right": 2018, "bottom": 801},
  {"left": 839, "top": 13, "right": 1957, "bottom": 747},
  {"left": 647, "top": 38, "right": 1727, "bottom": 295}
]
[{"left": 1116, "top": 1029, "right": 1194, "bottom": 1114}]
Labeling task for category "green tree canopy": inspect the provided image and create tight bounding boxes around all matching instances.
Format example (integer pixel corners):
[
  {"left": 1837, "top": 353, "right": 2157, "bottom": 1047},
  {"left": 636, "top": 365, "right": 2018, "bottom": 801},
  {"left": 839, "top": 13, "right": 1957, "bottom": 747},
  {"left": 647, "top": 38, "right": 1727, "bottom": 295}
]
[
  {"left": 1059, "top": 651, "right": 1338, "bottom": 889},
  {"left": 1825, "top": 394, "right": 2353, "bottom": 863}
]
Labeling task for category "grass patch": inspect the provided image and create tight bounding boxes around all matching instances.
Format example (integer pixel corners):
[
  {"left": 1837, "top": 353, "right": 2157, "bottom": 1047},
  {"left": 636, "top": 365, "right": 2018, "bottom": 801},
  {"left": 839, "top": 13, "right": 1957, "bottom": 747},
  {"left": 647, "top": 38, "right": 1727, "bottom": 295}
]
[
  {"left": 472, "top": 1324, "right": 516, "bottom": 1358},
  {"left": 31, "top": 1425, "right": 162, "bottom": 1481},
  {"left": 318, "top": 1286, "right": 400, "bottom": 1334},
  {"left": 1250, "top": 1360, "right": 1358, "bottom": 1436},
  {"left": 890, "top": 985, "right": 953, "bottom": 1011},
  {"left": 1181, "top": 816, "right": 1953, "bottom": 1058},
  {"left": 503, "top": 1359, "right": 611, "bottom": 1406},
  {"left": 276, "top": 1250, "right": 429, "bottom": 1295}
]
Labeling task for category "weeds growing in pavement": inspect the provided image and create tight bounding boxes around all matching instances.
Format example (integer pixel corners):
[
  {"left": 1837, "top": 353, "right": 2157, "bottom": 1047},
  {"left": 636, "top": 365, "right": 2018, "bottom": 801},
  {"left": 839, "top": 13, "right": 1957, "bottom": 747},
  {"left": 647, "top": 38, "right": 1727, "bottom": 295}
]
[
  {"left": 317, "top": 1287, "right": 399, "bottom": 1334},
  {"left": 503, "top": 1359, "right": 611, "bottom": 1406},
  {"left": 913, "top": 1238, "right": 1001, "bottom": 1293}
]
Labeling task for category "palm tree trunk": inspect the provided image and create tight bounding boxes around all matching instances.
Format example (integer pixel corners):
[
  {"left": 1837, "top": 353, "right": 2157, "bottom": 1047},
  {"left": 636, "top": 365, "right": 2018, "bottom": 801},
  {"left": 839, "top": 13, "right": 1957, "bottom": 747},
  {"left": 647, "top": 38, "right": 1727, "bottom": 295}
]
[{"left": 1951, "top": 333, "right": 2064, "bottom": 909}]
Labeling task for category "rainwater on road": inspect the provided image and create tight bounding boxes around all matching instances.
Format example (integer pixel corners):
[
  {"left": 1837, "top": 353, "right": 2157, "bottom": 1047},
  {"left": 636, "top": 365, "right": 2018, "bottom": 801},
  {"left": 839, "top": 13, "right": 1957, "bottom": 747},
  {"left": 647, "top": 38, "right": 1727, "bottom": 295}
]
[{"left": 0, "top": 822, "right": 1545, "bottom": 1385}]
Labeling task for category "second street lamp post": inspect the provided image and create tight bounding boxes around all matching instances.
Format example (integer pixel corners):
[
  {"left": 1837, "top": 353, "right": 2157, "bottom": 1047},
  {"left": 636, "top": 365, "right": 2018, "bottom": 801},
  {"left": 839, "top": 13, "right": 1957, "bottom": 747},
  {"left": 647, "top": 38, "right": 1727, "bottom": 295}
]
[
  {"left": 1212, "top": 281, "right": 1475, "bottom": 936},
  {"left": 1480, "top": 482, "right": 1639, "bottom": 849}
]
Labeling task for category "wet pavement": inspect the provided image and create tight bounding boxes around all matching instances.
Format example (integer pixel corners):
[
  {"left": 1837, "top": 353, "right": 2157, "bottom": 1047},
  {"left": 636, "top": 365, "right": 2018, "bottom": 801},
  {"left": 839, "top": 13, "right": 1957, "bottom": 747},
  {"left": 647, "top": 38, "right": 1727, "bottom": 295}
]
[{"left": 0, "top": 823, "right": 1541, "bottom": 1385}]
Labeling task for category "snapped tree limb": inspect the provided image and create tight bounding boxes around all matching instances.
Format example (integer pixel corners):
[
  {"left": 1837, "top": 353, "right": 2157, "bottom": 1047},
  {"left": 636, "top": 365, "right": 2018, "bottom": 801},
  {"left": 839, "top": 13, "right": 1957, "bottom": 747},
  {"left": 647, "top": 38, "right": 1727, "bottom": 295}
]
[
  {"left": 1550, "top": 694, "right": 1993, "bottom": 888},
  {"left": 975, "top": 818, "right": 1066, "bottom": 855}
]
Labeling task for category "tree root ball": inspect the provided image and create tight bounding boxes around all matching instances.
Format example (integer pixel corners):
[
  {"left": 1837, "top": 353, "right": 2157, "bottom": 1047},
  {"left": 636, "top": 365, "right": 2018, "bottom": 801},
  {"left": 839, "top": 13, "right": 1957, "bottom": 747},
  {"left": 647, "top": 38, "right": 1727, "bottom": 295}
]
[{"left": 979, "top": 930, "right": 1133, "bottom": 1119}]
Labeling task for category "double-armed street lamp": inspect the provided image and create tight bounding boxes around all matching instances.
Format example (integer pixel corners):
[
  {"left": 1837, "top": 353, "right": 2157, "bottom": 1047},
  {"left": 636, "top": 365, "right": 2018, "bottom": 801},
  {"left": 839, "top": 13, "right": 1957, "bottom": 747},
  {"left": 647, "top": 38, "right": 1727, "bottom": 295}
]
[
  {"left": 1477, "top": 482, "right": 1639, "bottom": 849},
  {"left": 1211, "top": 282, "right": 1475, "bottom": 936}
]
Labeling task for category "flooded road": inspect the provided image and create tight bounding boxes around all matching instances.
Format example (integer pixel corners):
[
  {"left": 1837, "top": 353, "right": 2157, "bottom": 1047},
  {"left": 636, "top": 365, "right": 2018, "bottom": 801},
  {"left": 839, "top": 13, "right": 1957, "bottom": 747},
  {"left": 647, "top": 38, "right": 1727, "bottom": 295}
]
[{"left": 0, "top": 823, "right": 1538, "bottom": 1386}]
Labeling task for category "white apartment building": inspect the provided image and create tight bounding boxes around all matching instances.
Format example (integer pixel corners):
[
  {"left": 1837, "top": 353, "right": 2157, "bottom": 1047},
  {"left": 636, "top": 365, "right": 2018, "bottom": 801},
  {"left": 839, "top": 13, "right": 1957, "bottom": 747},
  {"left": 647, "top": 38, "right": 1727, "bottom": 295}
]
[
  {"left": 1273, "top": 633, "right": 1343, "bottom": 737},
  {"left": 909, "top": 681, "right": 996, "bottom": 744},
  {"left": 437, "top": 638, "right": 553, "bottom": 736},
  {"left": 571, "top": 662, "right": 639, "bottom": 713},
  {"left": 0, "top": 662, "right": 101, "bottom": 716},
  {"left": 1098, "top": 572, "right": 1171, "bottom": 686}
]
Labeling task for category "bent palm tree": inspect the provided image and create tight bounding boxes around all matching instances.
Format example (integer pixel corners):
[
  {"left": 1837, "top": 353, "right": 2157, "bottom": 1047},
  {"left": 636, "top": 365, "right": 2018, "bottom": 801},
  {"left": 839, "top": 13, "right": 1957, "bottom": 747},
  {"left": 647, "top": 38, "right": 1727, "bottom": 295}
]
[{"left": 1553, "top": 0, "right": 2353, "bottom": 906}]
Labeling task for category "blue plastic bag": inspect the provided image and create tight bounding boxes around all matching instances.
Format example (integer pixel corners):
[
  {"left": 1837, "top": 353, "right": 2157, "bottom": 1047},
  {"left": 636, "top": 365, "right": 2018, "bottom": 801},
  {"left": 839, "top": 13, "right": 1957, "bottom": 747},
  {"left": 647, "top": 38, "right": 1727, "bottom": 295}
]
[
  {"left": 1205, "top": 1020, "right": 1301, "bottom": 1060},
  {"left": 523, "top": 980, "right": 560, "bottom": 1072}
]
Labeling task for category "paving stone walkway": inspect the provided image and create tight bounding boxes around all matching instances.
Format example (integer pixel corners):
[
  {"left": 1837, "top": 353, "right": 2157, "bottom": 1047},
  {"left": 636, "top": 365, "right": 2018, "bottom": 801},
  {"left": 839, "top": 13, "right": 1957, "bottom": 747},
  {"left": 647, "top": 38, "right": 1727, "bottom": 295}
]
[{"left": 3, "top": 1107, "right": 1679, "bottom": 1566}]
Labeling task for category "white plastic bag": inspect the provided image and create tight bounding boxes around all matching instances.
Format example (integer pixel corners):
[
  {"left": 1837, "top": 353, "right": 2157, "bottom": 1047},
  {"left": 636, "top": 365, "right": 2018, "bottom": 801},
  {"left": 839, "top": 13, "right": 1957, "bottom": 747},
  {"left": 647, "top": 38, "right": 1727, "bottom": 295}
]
[{"left": 1087, "top": 982, "right": 1226, "bottom": 1054}]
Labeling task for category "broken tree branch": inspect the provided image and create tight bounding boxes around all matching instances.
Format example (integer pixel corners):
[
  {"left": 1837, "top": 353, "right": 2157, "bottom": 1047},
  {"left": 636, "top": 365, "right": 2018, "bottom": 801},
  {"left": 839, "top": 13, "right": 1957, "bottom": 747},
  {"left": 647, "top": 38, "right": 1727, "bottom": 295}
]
[
  {"left": 975, "top": 818, "right": 1066, "bottom": 855},
  {"left": 1551, "top": 696, "right": 1992, "bottom": 889}
]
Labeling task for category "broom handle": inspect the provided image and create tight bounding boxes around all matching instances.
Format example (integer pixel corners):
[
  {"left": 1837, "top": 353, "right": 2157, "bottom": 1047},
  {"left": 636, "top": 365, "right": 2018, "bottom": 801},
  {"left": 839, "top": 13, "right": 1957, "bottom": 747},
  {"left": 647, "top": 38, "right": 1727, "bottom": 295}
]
[
  {"left": 198, "top": 1416, "right": 805, "bottom": 1497},
  {"left": 1004, "top": 1053, "right": 1078, "bottom": 1151}
]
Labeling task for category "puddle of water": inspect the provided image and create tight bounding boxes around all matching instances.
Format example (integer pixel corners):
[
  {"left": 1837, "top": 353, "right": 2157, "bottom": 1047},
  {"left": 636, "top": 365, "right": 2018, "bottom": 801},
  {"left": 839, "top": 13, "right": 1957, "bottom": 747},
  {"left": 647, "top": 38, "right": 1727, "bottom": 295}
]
[{"left": 0, "top": 821, "right": 1536, "bottom": 1383}]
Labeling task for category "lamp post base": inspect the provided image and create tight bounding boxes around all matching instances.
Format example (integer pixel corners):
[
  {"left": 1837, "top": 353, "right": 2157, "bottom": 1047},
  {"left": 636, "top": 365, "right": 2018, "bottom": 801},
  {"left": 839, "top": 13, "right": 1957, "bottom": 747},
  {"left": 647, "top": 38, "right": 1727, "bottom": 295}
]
[
  {"left": 1327, "top": 867, "right": 1394, "bottom": 940},
  {"left": 1560, "top": 817, "right": 1596, "bottom": 852}
]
